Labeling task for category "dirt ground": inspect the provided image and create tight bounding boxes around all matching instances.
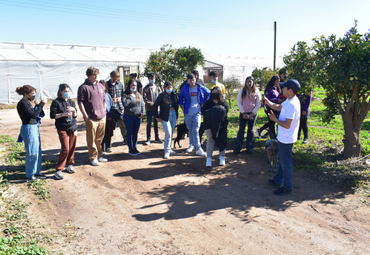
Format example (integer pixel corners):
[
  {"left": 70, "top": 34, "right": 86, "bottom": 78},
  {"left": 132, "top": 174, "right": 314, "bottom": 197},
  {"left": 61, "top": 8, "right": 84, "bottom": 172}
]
[{"left": 1, "top": 105, "right": 370, "bottom": 255}]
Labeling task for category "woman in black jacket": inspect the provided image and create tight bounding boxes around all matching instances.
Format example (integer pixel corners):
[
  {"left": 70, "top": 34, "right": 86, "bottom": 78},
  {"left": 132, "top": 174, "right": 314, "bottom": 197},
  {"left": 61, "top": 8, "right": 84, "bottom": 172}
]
[
  {"left": 50, "top": 84, "right": 78, "bottom": 180},
  {"left": 16, "top": 85, "right": 47, "bottom": 181},
  {"left": 153, "top": 81, "right": 179, "bottom": 159},
  {"left": 202, "top": 86, "right": 229, "bottom": 167}
]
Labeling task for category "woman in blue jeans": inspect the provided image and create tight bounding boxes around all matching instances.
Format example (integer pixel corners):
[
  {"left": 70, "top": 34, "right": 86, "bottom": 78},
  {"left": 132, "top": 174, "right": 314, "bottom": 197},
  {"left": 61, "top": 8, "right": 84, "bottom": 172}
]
[
  {"left": 233, "top": 76, "right": 261, "bottom": 154},
  {"left": 122, "top": 80, "right": 144, "bottom": 156},
  {"left": 16, "top": 85, "right": 48, "bottom": 181},
  {"left": 153, "top": 81, "right": 179, "bottom": 159}
]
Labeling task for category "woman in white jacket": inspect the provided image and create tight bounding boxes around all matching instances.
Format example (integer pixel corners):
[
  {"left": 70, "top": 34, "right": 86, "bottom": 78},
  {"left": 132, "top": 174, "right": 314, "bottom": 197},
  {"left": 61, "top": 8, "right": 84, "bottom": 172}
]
[{"left": 233, "top": 76, "right": 261, "bottom": 154}]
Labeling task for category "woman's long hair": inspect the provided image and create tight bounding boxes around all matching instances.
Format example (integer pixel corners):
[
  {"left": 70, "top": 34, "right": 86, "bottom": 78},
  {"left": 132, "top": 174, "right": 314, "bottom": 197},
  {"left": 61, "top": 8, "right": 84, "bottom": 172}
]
[
  {"left": 57, "top": 83, "right": 71, "bottom": 98},
  {"left": 241, "top": 76, "right": 257, "bottom": 99},
  {"left": 100, "top": 80, "right": 108, "bottom": 93},
  {"left": 125, "top": 79, "right": 141, "bottom": 101},
  {"left": 265, "top": 75, "right": 281, "bottom": 94},
  {"left": 163, "top": 81, "right": 178, "bottom": 104},
  {"left": 211, "top": 86, "right": 225, "bottom": 105}
]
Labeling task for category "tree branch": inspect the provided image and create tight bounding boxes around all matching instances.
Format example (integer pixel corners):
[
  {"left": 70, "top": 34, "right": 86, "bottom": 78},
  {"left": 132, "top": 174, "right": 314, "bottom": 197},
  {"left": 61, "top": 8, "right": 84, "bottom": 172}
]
[
  {"left": 334, "top": 91, "right": 345, "bottom": 116},
  {"left": 344, "top": 85, "right": 358, "bottom": 116}
]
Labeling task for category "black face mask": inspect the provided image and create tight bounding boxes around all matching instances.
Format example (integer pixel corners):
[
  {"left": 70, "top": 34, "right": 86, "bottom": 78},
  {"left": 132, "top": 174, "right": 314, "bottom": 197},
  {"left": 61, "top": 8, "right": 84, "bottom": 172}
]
[
  {"left": 210, "top": 93, "right": 219, "bottom": 100},
  {"left": 29, "top": 95, "right": 35, "bottom": 101}
]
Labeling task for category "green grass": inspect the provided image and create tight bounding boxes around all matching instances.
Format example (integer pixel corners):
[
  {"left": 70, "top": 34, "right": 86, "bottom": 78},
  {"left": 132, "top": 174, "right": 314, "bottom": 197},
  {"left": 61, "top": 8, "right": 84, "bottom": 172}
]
[{"left": 0, "top": 135, "right": 50, "bottom": 253}]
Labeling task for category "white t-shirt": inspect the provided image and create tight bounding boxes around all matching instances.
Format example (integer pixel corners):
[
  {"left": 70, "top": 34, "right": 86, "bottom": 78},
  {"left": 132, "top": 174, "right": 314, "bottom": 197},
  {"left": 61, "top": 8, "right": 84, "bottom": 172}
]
[{"left": 277, "top": 96, "right": 301, "bottom": 144}]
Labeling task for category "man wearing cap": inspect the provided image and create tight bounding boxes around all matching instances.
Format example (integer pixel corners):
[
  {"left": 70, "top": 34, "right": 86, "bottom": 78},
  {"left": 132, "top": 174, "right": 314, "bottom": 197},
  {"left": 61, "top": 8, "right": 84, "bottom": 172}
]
[
  {"left": 179, "top": 73, "right": 210, "bottom": 156},
  {"left": 262, "top": 79, "right": 301, "bottom": 195},
  {"left": 206, "top": 71, "right": 225, "bottom": 94}
]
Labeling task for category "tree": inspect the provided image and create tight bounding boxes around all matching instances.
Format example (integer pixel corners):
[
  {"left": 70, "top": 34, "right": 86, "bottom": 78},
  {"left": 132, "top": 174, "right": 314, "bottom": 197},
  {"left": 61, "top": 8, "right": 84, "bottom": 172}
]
[
  {"left": 143, "top": 44, "right": 204, "bottom": 89},
  {"left": 283, "top": 41, "right": 315, "bottom": 94},
  {"left": 251, "top": 67, "right": 278, "bottom": 91},
  {"left": 312, "top": 21, "right": 370, "bottom": 157},
  {"left": 222, "top": 75, "right": 243, "bottom": 109}
]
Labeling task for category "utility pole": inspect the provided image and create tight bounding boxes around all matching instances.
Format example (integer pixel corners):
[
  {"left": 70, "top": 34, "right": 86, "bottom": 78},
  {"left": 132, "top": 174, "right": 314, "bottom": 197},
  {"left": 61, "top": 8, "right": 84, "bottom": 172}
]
[{"left": 273, "top": 21, "right": 277, "bottom": 71}]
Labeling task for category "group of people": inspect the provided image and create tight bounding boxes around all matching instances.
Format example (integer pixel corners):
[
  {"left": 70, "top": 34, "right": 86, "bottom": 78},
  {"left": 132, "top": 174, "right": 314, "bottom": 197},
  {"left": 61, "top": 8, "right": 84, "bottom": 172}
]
[{"left": 16, "top": 66, "right": 311, "bottom": 195}]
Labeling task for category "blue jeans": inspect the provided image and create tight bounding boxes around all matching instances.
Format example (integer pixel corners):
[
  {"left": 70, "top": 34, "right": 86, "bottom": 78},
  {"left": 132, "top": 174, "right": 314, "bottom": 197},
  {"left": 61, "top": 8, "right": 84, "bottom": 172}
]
[
  {"left": 162, "top": 110, "right": 177, "bottom": 154},
  {"left": 184, "top": 112, "right": 201, "bottom": 150},
  {"left": 233, "top": 113, "right": 257, "bottom": 152},
  {"left": 274, "top": 141, "right": 293, "bottom": 191},
  {"left": 146, "top": 110, "right": 159, "bottom": 140},
  {"left": 123, "top": 114, "right": 142, "bottom": 151},
  {"left": 21, "top": 124, "right": 42, "bottom": 178}
]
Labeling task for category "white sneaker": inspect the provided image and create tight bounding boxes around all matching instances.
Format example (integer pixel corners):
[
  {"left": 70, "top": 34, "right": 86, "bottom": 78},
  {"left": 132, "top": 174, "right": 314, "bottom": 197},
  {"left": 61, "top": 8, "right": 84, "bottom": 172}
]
[
  {"left": 91, "top": 159, "right": 99, "bottom": 166},
  {"left": 206, "top": 157, "right": 212, "bottom": 167},
  {"left": 98, "top": 157, "right": 108, "bottom": 162},
  {"left": 164, "top": 153, "right": 170, "bottom": 159},
  {"left": 219, "top": 156, "right": 225, "bottom": 166},
  {"left": 196, "top": 148, "right": 206, "bottom": 157},
  {"left": 186, "top": 145, "right": 195, "bottom": 153},
  {"left": 170, "top": 150, "right": 176, "bottom": 155}
]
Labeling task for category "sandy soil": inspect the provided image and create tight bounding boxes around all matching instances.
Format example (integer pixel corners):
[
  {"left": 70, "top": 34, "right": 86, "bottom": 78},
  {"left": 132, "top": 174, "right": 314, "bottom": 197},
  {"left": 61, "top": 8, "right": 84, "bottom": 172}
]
[{"left": 0, "top": 106, "right": 369, "bottom": 255}]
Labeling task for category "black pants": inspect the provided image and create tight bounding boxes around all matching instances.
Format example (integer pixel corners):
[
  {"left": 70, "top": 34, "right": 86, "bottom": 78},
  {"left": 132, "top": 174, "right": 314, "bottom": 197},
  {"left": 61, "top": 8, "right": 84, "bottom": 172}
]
[
  {"left": 298, "top": 118, "right": 308, "bottom": 140},
  {"left": 101, "top": 118, "right": 115, "bottom": 151},
  {"left": 259, "top": 108, "right": 279, "bottom": 139}
]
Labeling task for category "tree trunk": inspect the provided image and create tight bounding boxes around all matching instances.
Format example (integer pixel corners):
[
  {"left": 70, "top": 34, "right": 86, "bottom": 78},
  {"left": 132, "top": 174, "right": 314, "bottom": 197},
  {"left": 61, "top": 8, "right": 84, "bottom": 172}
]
[{"left": 342, "top": 113, "right": 361, "bottom": 157}]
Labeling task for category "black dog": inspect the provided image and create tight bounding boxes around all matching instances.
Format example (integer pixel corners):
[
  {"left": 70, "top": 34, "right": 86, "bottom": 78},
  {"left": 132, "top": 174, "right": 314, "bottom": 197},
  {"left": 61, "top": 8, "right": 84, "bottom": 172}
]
[{"left": 173, "top": 123, "right": 204, "bottom": 148}]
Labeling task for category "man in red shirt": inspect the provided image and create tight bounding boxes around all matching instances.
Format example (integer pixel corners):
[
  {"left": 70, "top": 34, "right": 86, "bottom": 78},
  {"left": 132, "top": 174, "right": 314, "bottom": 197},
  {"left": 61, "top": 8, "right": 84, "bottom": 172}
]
[{"left": 78, "top": 67, "right": 108, "bottom": 166}]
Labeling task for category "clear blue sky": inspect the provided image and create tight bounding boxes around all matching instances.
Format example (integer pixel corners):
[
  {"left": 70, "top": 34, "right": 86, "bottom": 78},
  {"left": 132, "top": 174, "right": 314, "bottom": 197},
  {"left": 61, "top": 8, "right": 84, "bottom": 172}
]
[{"left": 1, "top": 0, "right": 369, "bottom": 65}]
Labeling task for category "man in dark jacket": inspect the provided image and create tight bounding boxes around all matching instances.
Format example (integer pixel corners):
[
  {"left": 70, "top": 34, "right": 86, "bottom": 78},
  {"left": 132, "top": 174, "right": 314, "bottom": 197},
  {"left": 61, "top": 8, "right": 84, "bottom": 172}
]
[
  {"left": 143, "top": 73, "right": 163, "bottom": 145},
  {"left": 107, "top": 70, "right": 126, "bottom": 144}
]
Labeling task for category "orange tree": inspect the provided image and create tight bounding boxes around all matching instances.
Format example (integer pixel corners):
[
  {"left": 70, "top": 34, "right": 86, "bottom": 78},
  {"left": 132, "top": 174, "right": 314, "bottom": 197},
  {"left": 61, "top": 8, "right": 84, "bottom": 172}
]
[
  {"left": 283, "top": 41, "right": 316, "bottom": 94},
  {"left": 144, "top": 44, "right": 204, "bottom": 89},
  {"left": 313, "top": 22, "right": 370, "bottom": 157}
]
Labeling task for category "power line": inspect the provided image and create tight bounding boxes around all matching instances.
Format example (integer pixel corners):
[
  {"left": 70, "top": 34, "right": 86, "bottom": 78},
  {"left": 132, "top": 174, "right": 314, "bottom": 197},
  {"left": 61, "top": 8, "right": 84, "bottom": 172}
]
[{"left": 0, "top": 0, "right": 270, "bottom": 30}]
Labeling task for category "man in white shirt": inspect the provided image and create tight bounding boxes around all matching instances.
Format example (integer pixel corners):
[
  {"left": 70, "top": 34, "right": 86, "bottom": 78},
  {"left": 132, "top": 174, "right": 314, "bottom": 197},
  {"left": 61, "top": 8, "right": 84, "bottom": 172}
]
[{"left": 262, "top": 79, "right": 301, "bottom": 195}]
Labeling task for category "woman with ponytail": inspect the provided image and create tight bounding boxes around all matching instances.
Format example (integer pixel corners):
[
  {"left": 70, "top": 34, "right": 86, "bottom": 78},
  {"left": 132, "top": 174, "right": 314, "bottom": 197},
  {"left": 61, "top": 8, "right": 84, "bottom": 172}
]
[
  {"left": 16, "top": 85, "right": 47, "bottom": 181},
  {"left": 50, "top": 83, "right": 78, "bottom": 180}
]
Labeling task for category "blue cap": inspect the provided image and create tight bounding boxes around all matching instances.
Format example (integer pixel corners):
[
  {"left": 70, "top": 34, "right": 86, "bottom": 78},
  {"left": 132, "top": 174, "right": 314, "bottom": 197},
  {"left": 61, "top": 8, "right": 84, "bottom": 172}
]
[{"left": 280, "top": 79, "right": 300, "bottom": 93}]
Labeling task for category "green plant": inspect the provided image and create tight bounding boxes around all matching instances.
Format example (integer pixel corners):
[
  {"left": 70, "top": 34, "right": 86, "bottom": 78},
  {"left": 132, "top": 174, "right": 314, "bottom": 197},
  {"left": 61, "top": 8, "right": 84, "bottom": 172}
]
[{"left": 28, "top": 180, "right": 50, "bottom": 200}]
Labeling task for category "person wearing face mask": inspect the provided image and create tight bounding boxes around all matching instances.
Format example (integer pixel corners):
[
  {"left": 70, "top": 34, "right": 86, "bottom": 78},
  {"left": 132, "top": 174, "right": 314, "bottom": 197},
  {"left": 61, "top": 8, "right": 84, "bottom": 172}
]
[
  {"left": 202, "top": 86, "right": 229, "bottom": 167},
  {"left": 107, "top": 70, "right": 126, "bottom": 145},
  {"left": 143, "top": 72, "right": 163, "bottom": 145},
  {"left": 234, "top": 76, "right": 261, "bottom": 154},
  {"left": 50, "top": 84, "right": 78, "bottom": 180},
  {"left": 153, "top": 81, "right": 179, "bottom": 159},
  {"left": 257, "top": 75, "right": 282, "bottom": 139},
  {"left": 16, "top": 85, "right": 48, "bottom": 181},
  {"left": 205, "top": 71, "right": 226, "bottom": 95},
  {"left": 129, "top": 73, "right": 143, "bottom": 95},
  {"left": 122, "top": 79, "right": 144, "bottom": 155}
]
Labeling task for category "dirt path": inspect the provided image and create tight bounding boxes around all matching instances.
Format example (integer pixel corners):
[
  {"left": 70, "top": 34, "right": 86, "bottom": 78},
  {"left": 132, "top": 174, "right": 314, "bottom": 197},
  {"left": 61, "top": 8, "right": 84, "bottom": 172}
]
[{"left": 1, "top": 106, "right": 370, "bottom": 254}]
